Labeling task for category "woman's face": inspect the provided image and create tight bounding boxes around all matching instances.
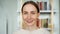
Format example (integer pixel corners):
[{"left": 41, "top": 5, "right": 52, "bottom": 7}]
[{"left": 22, "top": 4, "right": 39, "bottom": 26}]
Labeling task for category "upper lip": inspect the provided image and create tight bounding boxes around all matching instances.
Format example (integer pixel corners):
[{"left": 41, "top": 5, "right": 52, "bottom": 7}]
[{"left": 27, "top": 20, "right": 33, "bottom": 23}]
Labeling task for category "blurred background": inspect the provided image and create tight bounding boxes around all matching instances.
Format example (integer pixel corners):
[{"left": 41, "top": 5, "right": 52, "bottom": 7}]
[{"left": 0, "top": 0, "right": 59, "bottom": 34}]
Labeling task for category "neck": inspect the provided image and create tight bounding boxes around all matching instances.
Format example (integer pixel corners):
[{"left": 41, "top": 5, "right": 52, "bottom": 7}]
[{"left": 25, "top": 24, "right": 38, "bottom": 31}]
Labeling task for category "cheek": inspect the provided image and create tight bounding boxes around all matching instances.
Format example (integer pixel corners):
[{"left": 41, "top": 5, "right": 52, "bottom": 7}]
[
  {"left": 23, "top": 15, "right": 27, "bottom": 20},
  {"left": 31, "top": 14, "right": 37, "bottom": 20}
]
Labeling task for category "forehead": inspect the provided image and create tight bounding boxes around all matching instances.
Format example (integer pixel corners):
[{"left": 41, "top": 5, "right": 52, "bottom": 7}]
[{"left": 23, "top": 4, "right": 37, "bottom": 12}]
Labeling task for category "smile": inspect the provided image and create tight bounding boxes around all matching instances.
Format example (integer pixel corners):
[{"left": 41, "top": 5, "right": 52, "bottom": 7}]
[{"left": 27, "top": 20, "right": 33, "bottom": 23}]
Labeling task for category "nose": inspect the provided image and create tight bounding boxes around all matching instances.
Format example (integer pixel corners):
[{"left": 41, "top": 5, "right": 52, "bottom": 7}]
[{"left": 27, "top": 14, "right": 31, "bottom": 19}]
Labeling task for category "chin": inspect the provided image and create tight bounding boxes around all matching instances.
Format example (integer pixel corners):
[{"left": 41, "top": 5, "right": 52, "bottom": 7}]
[{"left": 27, "top": 24, "right": 33, "bottom": 26}]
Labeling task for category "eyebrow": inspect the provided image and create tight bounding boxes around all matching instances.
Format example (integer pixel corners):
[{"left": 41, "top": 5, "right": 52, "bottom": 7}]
[
  {"left": 23, "top": 10, "right": 36, "bottom": 13},
  {"left": 23, "top": 11, "right": 27, "bottom": 12}
]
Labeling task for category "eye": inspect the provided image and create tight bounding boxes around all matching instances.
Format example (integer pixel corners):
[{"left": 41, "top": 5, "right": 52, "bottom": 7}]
[
  {"left": 32, "top": 12, "right": 35, "bottom": 14},
  {"left": 31, "top": 11, "right": 35, "bottom": 14},
  {"left": 23, "top": 11, "right": 28, "bottom": 14}
]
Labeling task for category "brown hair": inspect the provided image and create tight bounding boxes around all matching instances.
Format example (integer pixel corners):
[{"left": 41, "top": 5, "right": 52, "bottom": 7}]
[{"left": 21, "top": 1, "right": 39, "bottom": 13}]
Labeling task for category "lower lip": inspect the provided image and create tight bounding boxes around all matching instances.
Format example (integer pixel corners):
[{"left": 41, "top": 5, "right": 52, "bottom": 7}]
[{"left": 27, "top": 21, "right": 33, "bottom": 23}]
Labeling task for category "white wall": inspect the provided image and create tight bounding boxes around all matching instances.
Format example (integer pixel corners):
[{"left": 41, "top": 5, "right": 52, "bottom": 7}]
[{"left": 0, "top": 0, "right": 17, "bottom": 34}]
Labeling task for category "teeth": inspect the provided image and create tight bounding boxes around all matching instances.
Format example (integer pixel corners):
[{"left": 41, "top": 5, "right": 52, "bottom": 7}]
[{"left": 27, "top": 20, "right": 33, "bottom": 23}]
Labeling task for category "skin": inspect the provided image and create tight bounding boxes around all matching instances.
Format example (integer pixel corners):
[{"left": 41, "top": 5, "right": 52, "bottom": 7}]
[{"left": 22, "top": 4, "right": 40, "bottom": 31}]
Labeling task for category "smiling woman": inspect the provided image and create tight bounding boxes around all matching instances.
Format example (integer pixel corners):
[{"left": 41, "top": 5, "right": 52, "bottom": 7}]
[
  {"left": 22, "top": 1, "right": 40, "bottom": 30},
  {"left": 13, "top": 1, "right": 50, "bottom": 34}
]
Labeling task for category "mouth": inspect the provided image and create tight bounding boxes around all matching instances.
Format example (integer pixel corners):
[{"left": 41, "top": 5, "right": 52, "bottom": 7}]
[{"left": 26, "top": 20, "right": 33, "bottom": 23}]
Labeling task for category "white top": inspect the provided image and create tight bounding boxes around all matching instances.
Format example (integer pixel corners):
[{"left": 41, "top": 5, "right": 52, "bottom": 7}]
[{"left": 13, "top": 28, "right": 50, "bottom": 34}]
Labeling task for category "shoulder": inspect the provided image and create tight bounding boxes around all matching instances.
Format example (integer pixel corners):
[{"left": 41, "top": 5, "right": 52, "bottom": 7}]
[
  {"left": 33, "top": 28, "right": 50, "bottom": 34},
  {"left": 13, "top": 29, "right": 29, "bottom": 34},
  {"left": 39, "top": 28, "right": 50, "bottom": 34},
  {"left": 13, "top": 29, "right": 22, "bottom": 34}
]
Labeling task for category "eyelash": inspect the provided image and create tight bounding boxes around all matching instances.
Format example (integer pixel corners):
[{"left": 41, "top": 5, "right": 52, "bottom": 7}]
[
  {"left": 31, "top": 12, "right": 35, "bottom": 14},
  {"left": 23, "top": 12, "right": 35, "bottom": 14},
  {"left": 24, "top": 13, "right": 27, "bottom": 14}
]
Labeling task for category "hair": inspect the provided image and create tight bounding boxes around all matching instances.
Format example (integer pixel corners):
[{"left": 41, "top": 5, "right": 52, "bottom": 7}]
[{"left": 21, "top": 1, "right": 39, "bottom": 13}]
